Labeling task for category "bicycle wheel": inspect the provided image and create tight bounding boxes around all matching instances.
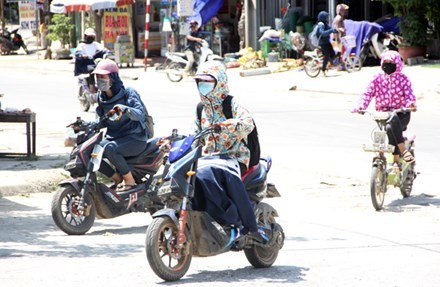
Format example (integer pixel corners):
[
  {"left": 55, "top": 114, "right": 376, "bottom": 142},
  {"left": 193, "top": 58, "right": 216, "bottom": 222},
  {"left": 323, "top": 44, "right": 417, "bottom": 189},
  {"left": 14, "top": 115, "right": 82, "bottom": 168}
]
[
  {"left": 304, "top": 58, "right": 321, "bottom": 78},
  {"left": 400, "top": 150, "right": 416, "bottom": 198},
  {"left": 370, "top": 165, "right": 387, "bottom": 211},
  {"left": 345, "top": 55, "right": 362, "bottom": 73}
]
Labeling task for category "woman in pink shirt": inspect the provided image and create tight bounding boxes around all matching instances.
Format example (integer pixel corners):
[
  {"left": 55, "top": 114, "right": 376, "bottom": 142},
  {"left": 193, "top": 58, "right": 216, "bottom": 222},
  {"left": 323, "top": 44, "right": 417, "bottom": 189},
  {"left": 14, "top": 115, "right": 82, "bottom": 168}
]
[{"left": 353, "top": 50, "right": 417, "bottom": 164}]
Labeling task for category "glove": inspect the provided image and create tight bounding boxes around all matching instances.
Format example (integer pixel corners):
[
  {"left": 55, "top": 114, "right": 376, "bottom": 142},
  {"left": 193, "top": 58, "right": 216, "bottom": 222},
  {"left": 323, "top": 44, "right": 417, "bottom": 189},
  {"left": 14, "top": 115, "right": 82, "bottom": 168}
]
[{"left": 113, "top": 104, "right": 129, "bottom": 113}]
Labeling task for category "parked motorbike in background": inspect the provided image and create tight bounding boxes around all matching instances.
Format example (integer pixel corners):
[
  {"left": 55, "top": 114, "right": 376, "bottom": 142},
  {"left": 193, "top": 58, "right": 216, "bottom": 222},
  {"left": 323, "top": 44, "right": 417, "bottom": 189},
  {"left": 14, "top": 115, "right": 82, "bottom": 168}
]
[
  {"left": 0, "top": 28, "right": 28, "bottom": 55},
  {"left": 145, "top": 127, "right": 284, "bottom": 282},
  {"left": 163, "top": 39, "right": 223, "bottom": 82},
  {"left": 51, "top": 109, "right": 166, "bottom": 235}
]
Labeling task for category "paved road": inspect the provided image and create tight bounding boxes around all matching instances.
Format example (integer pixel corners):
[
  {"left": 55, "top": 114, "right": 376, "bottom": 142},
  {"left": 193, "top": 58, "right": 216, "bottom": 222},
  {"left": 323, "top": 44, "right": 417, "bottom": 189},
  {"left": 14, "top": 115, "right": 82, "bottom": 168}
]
[{"left": 1, "top": 54, "right": 440, "bottom": 286}]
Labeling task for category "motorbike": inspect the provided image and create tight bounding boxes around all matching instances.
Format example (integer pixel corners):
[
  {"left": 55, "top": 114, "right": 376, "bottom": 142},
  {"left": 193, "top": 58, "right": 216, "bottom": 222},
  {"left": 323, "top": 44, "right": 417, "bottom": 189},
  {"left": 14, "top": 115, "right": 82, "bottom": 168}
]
[
  {"left": 145, "top": 126, "right": 284, "bottom": 282},
  {"left": 163, "top": 39, "right": 223, "bottom": 83},
  {"left": 51, "top": 108, "right": 166, "bottom": 235},
  {"left": 0, "top": 27, "right": 29, "bottom": 55},
  {"left": 76, "top": 50, "right": 111, "bottom": 112},
  {"left": 357, "top": 108, "right": 417, "bottom": 211}
]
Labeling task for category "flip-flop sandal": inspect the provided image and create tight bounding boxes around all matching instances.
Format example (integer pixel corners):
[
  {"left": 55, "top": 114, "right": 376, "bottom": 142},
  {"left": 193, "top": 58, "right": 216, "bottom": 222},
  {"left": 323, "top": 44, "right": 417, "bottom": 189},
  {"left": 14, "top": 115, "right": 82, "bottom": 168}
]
[
  {"left": 116, "top": 184, "right": 136, "bottom": 192},
  {"left": 402, "top": 150, "right": 415, "bottom": 163},
  {"left": 109, "top": 184, "right": 119, "bottom": 190}
]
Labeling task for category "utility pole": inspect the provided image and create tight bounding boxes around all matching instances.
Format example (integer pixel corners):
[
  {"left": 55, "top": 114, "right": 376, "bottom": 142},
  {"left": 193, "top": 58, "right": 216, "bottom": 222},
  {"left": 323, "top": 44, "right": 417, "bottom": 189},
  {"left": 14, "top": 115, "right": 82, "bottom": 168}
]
[{"left": 1, "top": 0, "right": 5, "bottom": 32}]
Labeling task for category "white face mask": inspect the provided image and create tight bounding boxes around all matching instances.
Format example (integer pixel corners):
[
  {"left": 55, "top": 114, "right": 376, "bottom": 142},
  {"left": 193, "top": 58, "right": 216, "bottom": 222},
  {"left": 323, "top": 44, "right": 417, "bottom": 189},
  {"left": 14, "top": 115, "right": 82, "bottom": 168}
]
[
  {"left": 97, "top": 78, "right": 111, "bottom": 91},
  {"left": 197, "top": 82, "right": 215, "bottom": 96}
]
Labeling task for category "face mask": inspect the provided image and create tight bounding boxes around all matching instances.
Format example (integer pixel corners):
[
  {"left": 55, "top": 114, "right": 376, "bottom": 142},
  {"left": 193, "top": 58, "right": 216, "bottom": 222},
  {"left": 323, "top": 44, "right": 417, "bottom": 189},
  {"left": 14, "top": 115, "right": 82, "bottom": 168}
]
[
  {"left": 382, "top": 62, "right": 397, "bottom": 75},
  {"left": 97, "top": 78, "right": 111, "bottom": 91},
  {"left": 197, "top": 82, "right": 215, "bottom": 96},
  {"left": 85, "top": 36, "right": 95, "bottom": 44}
]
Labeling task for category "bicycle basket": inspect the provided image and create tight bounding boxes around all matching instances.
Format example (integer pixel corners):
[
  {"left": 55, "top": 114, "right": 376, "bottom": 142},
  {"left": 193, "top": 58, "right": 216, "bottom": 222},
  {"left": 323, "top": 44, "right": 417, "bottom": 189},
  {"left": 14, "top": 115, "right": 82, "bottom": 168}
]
[{"left": 341, "top": 36, "right": 356, "bottom": 50}]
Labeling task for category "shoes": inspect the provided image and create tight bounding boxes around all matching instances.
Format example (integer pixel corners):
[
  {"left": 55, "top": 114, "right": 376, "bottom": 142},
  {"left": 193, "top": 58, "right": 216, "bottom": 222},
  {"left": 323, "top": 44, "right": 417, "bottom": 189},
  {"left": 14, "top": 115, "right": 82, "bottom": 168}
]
[
  {"left": 322, "top": 70, "right": 327, "bottom": 77},
  {"left": 248, "top": 227, "right": 270, "bottom": 244},
  {"left": 402, "top": 150, "right": 415, "bottom": 163}
]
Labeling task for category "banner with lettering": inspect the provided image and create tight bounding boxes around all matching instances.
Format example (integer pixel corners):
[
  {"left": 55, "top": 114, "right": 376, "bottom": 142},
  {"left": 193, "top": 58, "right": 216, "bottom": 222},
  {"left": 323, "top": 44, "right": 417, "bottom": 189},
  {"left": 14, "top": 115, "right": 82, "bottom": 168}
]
[
  {"left": 103, "top": 6, "right": 130, "bottom": 50},
  {"left": 19, "top": 0, "right": 37, "bottom": 31}
]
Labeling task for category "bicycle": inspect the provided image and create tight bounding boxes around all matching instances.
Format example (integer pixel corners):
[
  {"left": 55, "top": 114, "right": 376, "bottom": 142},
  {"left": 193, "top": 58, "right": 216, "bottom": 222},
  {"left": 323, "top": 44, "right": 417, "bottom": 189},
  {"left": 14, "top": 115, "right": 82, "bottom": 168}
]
[
  {"left": 356, "top": 108, "right": 417, "bottom": 211},
  {"left": 303, "top": 35, "right": 362, "bottom": 78}
]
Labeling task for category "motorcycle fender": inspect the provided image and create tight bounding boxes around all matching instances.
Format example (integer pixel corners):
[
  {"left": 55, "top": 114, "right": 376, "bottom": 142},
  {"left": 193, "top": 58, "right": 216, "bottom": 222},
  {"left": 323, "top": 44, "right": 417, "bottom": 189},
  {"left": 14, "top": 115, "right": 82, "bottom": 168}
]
[
  {"left": 255, "top": 202, "right": 279, "bottom": 220},
  {"left": 59, "top": 179, "right": 83, "bottom": 192},
  {"left": 151, "top": 208, "right": 179, "bottom": 226},
  {"left": 167, "top": 55, "right": 187, "bottom": 65}
]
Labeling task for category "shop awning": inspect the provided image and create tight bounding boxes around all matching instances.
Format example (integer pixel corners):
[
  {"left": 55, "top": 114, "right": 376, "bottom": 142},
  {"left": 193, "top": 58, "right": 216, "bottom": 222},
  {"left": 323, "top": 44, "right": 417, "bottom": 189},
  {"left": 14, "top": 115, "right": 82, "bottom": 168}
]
[{"left": 50, "top": 0, "right": 135, "bottom": 13}]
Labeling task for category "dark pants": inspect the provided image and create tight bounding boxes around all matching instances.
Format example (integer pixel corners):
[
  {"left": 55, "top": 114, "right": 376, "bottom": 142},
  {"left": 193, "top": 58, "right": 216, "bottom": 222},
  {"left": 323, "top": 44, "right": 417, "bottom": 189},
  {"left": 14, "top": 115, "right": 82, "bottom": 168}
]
[
  {"left": 193, "top": 156, "right": 258, "bottom": 234},
  {"left": 320, "top": 43, "right": 336, "bottom": 71},
  {"left": 98, "top": 137, "right": 147, "bottom": 177},
  {"left": 386, "top": 112, "right": 411, "bottom": 155}
]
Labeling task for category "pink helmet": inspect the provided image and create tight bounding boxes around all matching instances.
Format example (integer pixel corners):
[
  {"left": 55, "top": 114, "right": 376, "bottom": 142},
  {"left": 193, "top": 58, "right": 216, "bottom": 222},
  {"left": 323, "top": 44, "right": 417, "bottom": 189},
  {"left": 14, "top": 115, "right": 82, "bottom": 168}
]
[{"left": 92, "top": 59, "right": 119, "bottom": 75}]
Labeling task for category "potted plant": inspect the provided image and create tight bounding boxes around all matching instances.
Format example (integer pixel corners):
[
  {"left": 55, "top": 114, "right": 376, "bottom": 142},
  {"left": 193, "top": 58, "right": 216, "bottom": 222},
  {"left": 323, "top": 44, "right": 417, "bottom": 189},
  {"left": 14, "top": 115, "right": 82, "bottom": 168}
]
[
  {"left": 46, "top": 14, "right": 75, "bottom": 59},
  {"left": 384, "top": 0, "right": 430, "bottom": 62}
]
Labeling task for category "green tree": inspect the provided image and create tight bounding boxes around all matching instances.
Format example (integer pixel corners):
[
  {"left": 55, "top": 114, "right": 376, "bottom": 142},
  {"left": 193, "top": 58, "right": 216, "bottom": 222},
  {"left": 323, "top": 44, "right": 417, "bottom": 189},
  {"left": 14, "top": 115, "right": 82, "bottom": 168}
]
[{"left": 47, "top": 14, "right": 75, "bottom": 48}]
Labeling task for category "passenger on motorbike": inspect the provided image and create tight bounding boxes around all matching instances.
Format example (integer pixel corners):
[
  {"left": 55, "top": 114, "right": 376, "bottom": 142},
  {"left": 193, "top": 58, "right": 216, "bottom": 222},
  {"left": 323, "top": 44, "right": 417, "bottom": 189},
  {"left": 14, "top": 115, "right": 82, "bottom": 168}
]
[
  {"left": 92, "top": 59, "right": 151, "bottom": 192},
  {"left": 352, "top": 50, "right": 417, "bottom": 166},
  {"left": 181, "top": 20, "right": 203, "bottom": 74},
  {"left": 192, "top": 60, "right": 269, "bottom": 243},
  {"left": 74, "top": 28, "right": 109, "bottom": 93}
]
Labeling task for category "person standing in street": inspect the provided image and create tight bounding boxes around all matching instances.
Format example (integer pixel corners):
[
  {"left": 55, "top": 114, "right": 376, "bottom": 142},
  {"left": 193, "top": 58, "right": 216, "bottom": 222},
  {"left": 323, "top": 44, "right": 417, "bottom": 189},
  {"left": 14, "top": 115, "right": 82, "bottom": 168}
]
[{"left": 332, "top": 4, "right": 349, "bottom": 53}]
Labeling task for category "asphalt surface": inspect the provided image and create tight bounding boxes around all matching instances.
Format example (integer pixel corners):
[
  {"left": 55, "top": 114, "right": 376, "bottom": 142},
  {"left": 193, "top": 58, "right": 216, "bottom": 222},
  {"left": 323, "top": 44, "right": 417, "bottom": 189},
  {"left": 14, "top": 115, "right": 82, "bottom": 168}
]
[{"left": 0, "top": 45, "right": 439, "bottom": 198}]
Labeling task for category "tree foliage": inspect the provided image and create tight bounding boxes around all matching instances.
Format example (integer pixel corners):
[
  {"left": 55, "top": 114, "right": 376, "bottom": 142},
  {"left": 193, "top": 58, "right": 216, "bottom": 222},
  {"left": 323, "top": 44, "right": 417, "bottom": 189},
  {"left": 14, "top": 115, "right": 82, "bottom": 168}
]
[{"left": 47, "top": 14, "right": 75, "bottom": 47}]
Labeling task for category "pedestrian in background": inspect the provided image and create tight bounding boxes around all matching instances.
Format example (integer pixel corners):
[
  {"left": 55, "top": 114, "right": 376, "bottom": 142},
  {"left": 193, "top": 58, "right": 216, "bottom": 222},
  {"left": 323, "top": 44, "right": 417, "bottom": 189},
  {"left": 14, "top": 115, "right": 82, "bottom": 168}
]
[{"left": 316, "top": 11, "right": 338, "bottom": 76}]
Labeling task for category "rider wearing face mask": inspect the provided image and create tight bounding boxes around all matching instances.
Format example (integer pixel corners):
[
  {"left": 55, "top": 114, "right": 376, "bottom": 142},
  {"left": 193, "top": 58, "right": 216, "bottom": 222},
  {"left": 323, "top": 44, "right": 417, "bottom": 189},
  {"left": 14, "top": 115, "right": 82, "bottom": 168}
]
[
  {"left": 92, "top": 59, "right": 151, "bottom": 192},
  {"left": 192, "top": 60, "right": 269, "bottom": 243},
  {"left": 74, "top": 28, "right": 109, "bottom": 92},
  {"left": 352, "top": 50, "right": 417, "bottom": 165}
]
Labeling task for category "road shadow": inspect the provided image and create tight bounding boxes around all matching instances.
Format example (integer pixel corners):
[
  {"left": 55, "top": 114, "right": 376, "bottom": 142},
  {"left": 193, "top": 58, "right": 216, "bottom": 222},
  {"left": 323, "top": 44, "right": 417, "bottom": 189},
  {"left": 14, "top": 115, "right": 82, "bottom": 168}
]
[
  {"left": 0, "top": 197, "right": 145, "bottom": 258},
  {"left": 0, "top": 152, "right": 68, "bottom": 171},
  {"left": 161, "top": 265, "right": 308, "bottom": 285},
  {"left": 385, "top": 193, "right": 440, "bottom": 212}
]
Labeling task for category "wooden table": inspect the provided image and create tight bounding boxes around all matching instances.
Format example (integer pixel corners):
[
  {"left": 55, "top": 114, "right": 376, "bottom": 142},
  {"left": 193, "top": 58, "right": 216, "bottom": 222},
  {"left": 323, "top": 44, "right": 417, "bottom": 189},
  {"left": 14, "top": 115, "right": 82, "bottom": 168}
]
[{"left": 0, "top": 112, "right": 36, "bottom": 158}]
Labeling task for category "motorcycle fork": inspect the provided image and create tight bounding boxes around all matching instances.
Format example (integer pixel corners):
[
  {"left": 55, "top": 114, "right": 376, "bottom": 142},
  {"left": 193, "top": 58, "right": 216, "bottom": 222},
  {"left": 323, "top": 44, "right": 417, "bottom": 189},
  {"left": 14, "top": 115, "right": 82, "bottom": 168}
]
[{"left": 177, "top": 162, "right": 197, "bottom": 248}]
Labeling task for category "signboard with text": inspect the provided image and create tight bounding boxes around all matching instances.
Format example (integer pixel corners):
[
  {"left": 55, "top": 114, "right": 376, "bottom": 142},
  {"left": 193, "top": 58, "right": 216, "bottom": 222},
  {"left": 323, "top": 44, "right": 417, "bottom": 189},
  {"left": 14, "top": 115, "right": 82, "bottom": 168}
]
[
  {"left": 18, "top": 0, "right": 36, "bottom": 31},
  {"left": 103, "top": 6, "right": 130, "bottom": 50}
]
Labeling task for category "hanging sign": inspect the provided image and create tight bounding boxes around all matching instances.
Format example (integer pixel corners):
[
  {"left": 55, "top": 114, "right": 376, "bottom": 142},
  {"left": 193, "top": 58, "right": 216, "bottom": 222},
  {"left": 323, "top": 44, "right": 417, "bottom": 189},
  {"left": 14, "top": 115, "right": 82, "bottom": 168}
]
[{"left": 103, "top": 6, "right": 130, "bottom": 50}]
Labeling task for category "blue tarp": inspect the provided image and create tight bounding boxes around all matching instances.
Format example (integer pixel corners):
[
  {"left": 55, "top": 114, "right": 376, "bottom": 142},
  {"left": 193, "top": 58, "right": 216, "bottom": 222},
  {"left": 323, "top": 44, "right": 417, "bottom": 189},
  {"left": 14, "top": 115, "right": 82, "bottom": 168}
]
[
  {"left": 344, "top": 19, "right": 383, "bottom": 56},
  {"left": 189, "top": 0, "right": 224, "bottom": 25}
]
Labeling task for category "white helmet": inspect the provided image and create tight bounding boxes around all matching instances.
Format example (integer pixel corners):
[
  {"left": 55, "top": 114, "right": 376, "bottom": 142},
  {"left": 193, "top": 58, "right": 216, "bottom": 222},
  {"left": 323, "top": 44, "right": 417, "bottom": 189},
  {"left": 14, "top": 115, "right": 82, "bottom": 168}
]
[{"left": 84, "top": 28, "right": 96, "bottom": 37}]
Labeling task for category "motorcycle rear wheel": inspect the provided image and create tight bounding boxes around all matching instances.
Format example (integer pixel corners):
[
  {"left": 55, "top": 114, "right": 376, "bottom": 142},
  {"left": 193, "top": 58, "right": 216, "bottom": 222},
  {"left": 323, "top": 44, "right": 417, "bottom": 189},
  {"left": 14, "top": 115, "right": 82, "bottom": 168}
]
[
  {"left": 166, "top": 62, "right": 184, "bottom": 83},
  {"left": 51, "top": 186, "right": 96, "bottom": 235},
  {"left": 370, "top": 165, "right": 387, "bottom": 211},
  {"left": 244, "top": 213, "right": 281, "bottom": 268},
  {"left": 145, "top": 216, "right": 192, "bottom": 282},
  {"left": 400, "top": 150, "right": 416, "bottom": 198},
  {"left": 78, "top": 86, "right": 91, "bottom": 112},
  {"left": 304, "top": 58, "right": 321, "bottom": 78}
]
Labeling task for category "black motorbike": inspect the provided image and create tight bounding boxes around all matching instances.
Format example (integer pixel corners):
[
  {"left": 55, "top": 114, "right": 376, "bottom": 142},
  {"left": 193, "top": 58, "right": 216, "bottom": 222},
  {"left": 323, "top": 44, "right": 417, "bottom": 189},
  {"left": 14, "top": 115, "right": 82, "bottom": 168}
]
[
  {"left": 51, "top": 108, "right": 165, "bottom": 235},
  {"left": 145, "top": 127, "right": 284, "bottom": 282},
  {"left": 0, "top": 28, "right": 28, "bottom": 55}
]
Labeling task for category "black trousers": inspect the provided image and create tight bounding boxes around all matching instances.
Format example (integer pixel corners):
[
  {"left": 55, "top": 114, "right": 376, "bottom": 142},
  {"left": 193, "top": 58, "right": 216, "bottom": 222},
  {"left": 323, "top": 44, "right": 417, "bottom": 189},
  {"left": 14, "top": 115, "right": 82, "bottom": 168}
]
[
  {"left": 386, "top": 111, "right": 411, "bottom": 155},
  {"left": 320, "top": 43, "right": 336, "bottom": 71}
]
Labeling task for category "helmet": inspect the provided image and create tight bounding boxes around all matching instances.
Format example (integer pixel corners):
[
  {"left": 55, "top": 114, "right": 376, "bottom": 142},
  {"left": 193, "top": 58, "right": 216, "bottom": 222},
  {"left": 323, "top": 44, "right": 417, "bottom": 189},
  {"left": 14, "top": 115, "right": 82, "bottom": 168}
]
[
  {"left": 84, "top": 28, "right": 96, "bottom": 37},
  {"left": 92, "top": 59, "right": 119, "bottom": 75}
]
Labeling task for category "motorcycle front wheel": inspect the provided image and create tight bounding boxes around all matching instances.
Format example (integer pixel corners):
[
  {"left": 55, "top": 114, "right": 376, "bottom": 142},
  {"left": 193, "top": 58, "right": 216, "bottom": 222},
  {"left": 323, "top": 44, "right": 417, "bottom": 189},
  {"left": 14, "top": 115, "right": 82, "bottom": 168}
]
[
  {"left": 166, "top": 62, "right": 184, "bottom": 83},
  {"left": 51, "top": 185, "right": 96, "bottom": 235},
  {"left": 304, "top": 58, "right": 321, "bottom": 78},
  {"left": 145, "top": 216, "right": 192, "bottom": 282},
  {"left": 370, "top": 165, "right": 387, "bottom": 211},
  {"left": 78, "top": 86, "right": 91, "bottom": 112}
]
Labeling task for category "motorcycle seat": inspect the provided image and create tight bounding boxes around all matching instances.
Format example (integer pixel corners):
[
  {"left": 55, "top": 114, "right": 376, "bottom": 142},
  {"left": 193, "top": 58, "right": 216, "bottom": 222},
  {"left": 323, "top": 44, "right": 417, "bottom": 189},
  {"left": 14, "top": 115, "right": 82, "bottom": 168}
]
[{"left": 125, "top": 137, "right": 159, "bottom": 161}]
